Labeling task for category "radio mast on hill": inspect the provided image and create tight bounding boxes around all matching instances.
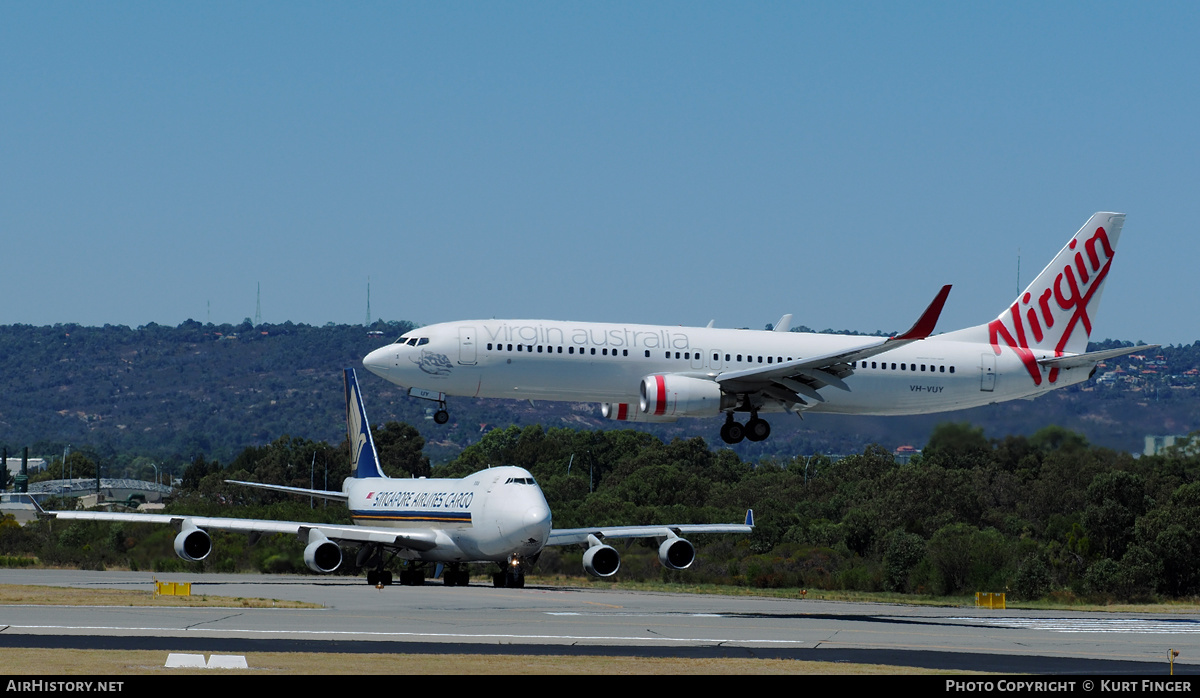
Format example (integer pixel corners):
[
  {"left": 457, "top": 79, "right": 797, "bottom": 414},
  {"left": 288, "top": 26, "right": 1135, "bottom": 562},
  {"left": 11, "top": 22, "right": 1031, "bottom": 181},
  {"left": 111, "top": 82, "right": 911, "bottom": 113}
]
[
  {"left": 365, "top": 277, "right": 372, "bottom": 326},
  {"left": 255, "top": 283, "right": 262, "bottom": 326}
]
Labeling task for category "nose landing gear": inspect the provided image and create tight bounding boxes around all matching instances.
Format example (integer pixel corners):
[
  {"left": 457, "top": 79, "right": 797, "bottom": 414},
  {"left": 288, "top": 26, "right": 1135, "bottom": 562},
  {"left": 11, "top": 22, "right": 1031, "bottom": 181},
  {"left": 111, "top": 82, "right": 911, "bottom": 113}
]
[
  {"left": 408, "top": 389, "right": 452, "bottom": 424},
  {"left": 492, "top": 555, "right": 528, "bottom": 588}
]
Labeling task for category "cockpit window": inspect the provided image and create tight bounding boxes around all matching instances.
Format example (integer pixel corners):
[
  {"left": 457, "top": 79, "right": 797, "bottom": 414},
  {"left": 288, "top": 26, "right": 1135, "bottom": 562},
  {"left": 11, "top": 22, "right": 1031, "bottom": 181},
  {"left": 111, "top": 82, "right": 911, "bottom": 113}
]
[
  {"left": 504, "top": 477, "right": 537, "bottom": 485},
  {"left": 417, "top": 337, "right": 429, "bottom": 346}
]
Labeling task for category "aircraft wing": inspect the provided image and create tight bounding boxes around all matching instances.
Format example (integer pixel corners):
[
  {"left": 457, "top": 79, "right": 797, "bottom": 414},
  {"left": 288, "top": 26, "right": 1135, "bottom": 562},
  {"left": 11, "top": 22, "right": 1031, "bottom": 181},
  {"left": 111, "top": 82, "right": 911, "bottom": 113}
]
[
  {"left": 225, "top": 480, "right": 349, "bottom": 503},
  {"left": 45, "top": 511, "right": 438, "bottom": 551},
  {"left": 546, "top": 510, "right": 754, "bottom": 546},
  {"left": 716, "top": 285, "right": 952, "bottom": 403},
  {"left": 1036, "top": 344, "right": 1161, "bottom": 370}
]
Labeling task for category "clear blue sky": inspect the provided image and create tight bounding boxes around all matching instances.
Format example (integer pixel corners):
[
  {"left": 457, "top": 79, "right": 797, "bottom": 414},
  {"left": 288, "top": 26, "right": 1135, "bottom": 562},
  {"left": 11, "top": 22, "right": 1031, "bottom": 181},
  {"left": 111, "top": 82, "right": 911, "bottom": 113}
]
[{"left": 2, "top": 3, "right": 1195, "bottom": 344}]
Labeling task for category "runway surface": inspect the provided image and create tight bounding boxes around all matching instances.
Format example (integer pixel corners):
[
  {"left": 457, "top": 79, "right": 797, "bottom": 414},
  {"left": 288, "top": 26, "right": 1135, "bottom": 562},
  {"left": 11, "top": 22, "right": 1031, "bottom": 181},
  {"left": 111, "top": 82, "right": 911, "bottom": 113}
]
[{"left": 1, "top": 570, "right": 1196, "bottom": 673}]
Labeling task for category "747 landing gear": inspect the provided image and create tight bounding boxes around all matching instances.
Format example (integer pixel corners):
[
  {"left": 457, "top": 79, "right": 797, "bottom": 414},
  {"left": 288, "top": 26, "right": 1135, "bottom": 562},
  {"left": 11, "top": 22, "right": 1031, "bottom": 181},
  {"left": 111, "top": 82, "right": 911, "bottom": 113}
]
[
  {"left": 492, "top": 555, "right": 528, "bottom": 588},
  {"left": 443, "top": 563, "right": 470, "bottom": 587},
  {"left": 719, "top": 412, "right": 771, "bottom": 444},
  {"left": 433, "top": 409, "right": 449, "bottom": 424}
]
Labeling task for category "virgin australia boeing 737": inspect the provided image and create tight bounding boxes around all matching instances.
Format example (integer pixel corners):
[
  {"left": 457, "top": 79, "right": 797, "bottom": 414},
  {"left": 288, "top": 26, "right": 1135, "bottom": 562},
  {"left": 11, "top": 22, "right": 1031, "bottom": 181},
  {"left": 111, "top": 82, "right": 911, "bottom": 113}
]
[
  {"left": 46, "top": 370, "right": 752, "bottom": 588},
  {"left": 364, "top": 212, "right": 1154, "bottom": 444}
]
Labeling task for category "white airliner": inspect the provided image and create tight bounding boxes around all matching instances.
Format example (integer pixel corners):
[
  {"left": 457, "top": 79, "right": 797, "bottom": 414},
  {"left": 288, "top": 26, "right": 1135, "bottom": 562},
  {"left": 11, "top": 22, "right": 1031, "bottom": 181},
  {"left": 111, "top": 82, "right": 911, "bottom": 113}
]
[
  {"left": 364, "top": 212, "right": 1155, "bottom": 444},
  {"left": 46, "top": 370, "right": 753, "bottom": 588}
]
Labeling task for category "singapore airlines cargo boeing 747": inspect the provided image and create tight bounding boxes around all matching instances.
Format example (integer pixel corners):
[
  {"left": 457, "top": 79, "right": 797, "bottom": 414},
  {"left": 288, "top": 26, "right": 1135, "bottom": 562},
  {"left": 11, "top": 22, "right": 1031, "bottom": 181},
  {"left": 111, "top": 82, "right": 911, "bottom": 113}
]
[
  {"left": 364, "top": 213, "right": 1154, "bottom": 444},
  {"left": 47, "top": 370, "right": 752, "bottom": 587}
]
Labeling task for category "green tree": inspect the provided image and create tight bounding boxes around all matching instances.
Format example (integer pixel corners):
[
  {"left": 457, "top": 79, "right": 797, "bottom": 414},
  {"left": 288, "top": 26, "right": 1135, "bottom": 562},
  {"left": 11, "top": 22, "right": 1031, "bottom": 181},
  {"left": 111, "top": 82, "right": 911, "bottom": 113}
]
[{"left": 370, "top": 422, "right": 431, "bottom": 478}]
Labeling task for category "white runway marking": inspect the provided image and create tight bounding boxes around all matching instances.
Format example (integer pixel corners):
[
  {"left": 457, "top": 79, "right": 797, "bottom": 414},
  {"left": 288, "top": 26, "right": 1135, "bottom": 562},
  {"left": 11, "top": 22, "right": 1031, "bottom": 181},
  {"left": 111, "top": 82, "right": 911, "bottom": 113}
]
[
  {"left": 956, "top": 618, "right": 1200, "bottom": 634},
  {"left": 546, "top": 612, "right": 722, "bottom": 617},
  {"left": 0, "top": 623, "right": 810, "bottom": 645}
]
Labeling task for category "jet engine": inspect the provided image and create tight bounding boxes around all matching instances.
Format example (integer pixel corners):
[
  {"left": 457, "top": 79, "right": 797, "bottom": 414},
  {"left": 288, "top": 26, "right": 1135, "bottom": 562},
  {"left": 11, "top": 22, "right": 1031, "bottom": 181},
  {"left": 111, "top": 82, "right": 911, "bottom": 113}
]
[
  {"left": 582, "top": 535, "right": 620, "bottom": 577},
  {"left": 600, "top": 402, "right": 678, "bottom": 423},
  {"left": 639, "top": 375, "right": 736, "bottom": 418},
  {"left": 303, "top": 530, "right": 343, "bottom": 573},
  {"left": 658, "top": 535, "right": 695, "bottom": 570},
  {"left": 173, "top": 520, "right": 212, "bottom": 562}
]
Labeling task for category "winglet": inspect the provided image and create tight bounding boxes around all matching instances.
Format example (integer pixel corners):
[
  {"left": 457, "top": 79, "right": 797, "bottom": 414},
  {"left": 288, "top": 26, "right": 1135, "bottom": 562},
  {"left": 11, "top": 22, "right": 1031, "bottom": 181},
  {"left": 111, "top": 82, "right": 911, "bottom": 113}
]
[
  {"left": 745, "top": 509, "right": 755, "bottom": 527},
  {"left": 891, "top": 285, "right": 952, "bottom": 341},
  {"left": 345, "top": 368, "right": 385, "bottom": 479}
]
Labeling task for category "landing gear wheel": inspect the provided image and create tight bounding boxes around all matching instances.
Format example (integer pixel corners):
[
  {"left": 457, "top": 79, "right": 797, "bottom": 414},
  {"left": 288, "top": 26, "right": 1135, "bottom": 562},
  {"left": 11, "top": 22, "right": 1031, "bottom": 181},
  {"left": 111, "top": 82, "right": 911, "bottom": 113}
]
[
  {"left": 721, "top": 420, "right": 745, "bottom": 444},
  {"left": 399, "top": 569, "right": 425, "bottom": 586},
  {"left": 745, "top": 417, "right": 771, "bottom": 442},
  {"left": 367, "top": 569, "right": 393, "bottom": 586},
  {"left": 444, "top": 568, "right": 470, "bottom": 586},
  {"left": 493, "top": 569, "right": 526, "bottom": 588},
  {"left": 434, "top": 410, "right": 450, "bottom": 425}
]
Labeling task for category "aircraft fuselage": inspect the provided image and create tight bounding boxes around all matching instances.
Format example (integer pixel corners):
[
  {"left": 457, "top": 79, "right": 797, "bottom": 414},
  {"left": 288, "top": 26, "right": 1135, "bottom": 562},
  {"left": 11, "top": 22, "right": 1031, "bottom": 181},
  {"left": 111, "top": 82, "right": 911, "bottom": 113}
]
[
  {"left": 344, "top": 465, "right": 551, "bottom": 563},
  {"left": 363, "top": 319, "right": 1090, "bottom": 417}
]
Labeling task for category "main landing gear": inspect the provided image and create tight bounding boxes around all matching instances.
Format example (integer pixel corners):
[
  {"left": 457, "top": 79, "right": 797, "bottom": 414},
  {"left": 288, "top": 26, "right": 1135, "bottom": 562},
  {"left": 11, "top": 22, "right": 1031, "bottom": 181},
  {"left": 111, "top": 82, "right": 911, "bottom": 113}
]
[
  {"left": 443, "top": 563, "right": 470, "bottom": 587},
  {"left": 359, "top": 544, "right": 430, "bottom": 586},
  {"left": 720, "top": 412, "right": 770, "bottom": 444},
  {"left": 359, "top": 544, "right": 396, "bottom": 586}
]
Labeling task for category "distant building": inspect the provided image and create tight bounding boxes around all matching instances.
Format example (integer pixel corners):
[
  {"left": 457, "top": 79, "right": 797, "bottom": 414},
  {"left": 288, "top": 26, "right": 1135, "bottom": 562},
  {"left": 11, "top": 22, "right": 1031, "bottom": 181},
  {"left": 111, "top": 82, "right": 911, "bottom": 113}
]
[
  {"left": 1144, "top": 435, "right": 1198, "bottom": 457},
  {"left": 5, "top": 457, "right": 45, "bottom": 479},
  {"left": 26, "top": 478, "right": 173, "bottom": 504}
]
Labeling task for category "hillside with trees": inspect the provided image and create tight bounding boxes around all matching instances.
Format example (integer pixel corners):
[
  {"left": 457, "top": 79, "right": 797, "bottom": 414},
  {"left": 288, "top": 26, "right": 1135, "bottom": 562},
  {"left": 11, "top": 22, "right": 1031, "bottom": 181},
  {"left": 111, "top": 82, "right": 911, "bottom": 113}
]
[{"left": 0, "top": 321, "right": 1191, "bottom": 483}]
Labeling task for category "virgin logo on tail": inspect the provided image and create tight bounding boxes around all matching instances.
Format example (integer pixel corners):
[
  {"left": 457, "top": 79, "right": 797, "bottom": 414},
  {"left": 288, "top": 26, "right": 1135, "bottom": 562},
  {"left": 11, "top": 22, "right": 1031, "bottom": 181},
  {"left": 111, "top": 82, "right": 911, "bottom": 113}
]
[{"left": 988, "top": 225, "right": 1115, "bottom": 386}]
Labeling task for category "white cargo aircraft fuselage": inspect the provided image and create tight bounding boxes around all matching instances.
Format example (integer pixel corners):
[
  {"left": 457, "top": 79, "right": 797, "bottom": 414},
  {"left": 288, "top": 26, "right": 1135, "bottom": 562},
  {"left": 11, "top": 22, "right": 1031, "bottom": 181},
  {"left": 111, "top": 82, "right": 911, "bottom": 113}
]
[{"left": 364, "top": 213, "right": 1152, "bottom": 444}]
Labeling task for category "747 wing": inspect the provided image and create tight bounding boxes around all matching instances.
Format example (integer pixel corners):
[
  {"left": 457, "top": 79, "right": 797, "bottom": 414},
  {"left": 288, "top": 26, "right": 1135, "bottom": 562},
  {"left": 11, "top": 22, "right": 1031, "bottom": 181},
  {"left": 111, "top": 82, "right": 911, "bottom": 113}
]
[{"left": 547, "top": 510, "right": 754, "bottom": 577}]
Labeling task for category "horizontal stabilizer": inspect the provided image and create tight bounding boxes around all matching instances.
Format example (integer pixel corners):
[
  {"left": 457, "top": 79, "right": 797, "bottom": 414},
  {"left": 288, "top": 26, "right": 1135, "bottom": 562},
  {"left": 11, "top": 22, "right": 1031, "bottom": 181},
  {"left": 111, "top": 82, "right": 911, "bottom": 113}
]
[{"left": 1037, "top": 345, "right": 1161, "bottom": 370}]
